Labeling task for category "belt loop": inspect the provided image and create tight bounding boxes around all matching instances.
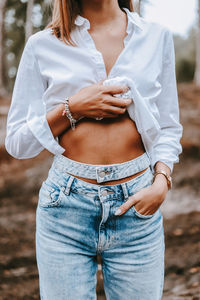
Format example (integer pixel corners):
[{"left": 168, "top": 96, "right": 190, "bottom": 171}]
[
  {"left": 64, "top": 175, "right": 75, "bottom": 195},
  {"left": 121, "top": 182, "right": 129, "bottom": 200}
]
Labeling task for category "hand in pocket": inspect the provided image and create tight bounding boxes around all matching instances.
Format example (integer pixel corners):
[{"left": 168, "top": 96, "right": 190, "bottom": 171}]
[{"left": 114, "top": 182, "right": 168, "bottom": 216}]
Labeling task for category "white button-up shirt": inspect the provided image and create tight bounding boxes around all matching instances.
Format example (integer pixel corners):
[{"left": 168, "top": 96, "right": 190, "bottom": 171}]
[{"left": 5, "top": 7, "right": 183, "bottom": 173}]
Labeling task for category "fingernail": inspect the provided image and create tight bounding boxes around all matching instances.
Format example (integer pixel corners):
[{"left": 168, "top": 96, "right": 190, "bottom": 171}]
[{"left": 114, "top": 208, "right": 122, "bottom": 216}]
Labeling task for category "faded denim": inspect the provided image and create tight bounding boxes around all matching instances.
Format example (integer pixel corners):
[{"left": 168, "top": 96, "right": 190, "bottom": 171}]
[{"left": 36, "top": 152, "right": 165, "bottom": 300}]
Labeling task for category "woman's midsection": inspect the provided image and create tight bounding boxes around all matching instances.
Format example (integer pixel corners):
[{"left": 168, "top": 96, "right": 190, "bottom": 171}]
[{"left": 58, "top": 111, "right": 147, "bottom": 185}]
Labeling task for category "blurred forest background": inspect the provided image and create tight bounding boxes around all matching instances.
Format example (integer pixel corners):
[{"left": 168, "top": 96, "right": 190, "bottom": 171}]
[{"left": 0, "top": 0, "right": 200, "bottom": 299}]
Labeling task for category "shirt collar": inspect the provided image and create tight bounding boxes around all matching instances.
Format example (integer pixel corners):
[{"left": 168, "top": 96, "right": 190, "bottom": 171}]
[{"left": 74, "top": 7, "right": 143, "bottom": 31}]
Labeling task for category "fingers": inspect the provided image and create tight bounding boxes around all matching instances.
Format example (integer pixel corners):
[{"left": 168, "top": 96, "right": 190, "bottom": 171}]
[
  {"left": 100, "top": 83, "right": 130, "bottom": 95},
  {"left": 104, "top": 94, "right": 132, "bottom": 107},
  {"left": 90, "top": 81, "right": 132, "bottom": 118},
  {"left": 97, "top": 82, "right": 132, "bottom": 108},
  {"left": 103, "top": 101, "right": 131, "bottom": 116},
  {"left": 114, "top": 195, "right": 137, "bottom": 216},
  {"left": 108, "top": 97, "right": 132, "bottom": 108},
  {"left": 95, "top": 93, "right": 131, "bottom": 115},
  {"left": 105, "top": 105, "right": 126, "bottom": 115}
]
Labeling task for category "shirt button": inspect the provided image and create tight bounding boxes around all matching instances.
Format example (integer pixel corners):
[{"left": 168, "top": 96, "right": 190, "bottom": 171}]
[
  {"left": 101, "top": 190, "right": 108, "bottom": 196},
  {"left": 99, "top": 171, "right": 106, "bottom": 178}
]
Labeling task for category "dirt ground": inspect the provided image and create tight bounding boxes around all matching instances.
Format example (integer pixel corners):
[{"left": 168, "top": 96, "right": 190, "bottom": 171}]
[{"left": 0, "top": 83, "right": 200, "bottom": 299}]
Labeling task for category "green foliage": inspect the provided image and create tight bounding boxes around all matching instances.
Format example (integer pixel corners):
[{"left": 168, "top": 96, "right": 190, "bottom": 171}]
[
  {"left": 176, "top": 59, "right": 195, "bottom": 82},
  {"left": 174, "top": 28, "right": 196, "bottom": 83}
]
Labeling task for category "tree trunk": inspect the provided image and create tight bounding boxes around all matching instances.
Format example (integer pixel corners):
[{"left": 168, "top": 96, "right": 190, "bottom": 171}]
[
  {"left": 194, "top": 0, "right": 200, "bottom": 86},
  {"left": 0, "top": 0, "right": 7, "bottom": 98},
  {"left": 25, "top": 0, "right": 34, "bottom": 42}
]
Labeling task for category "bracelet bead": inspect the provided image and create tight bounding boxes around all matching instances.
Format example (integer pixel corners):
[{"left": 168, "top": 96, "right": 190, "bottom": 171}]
[{"left": 62, "top": 97, "right": 78, "bottom": 130}]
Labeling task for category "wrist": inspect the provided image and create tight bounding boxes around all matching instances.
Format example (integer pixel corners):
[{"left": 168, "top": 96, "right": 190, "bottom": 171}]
[
  {"left": 68, "top": 96, "right": 83, "bottom": 120},
  {"left": 154, "top": 161, "right": 171, "bottom": 175},
  {"left": 154, "top": 171, "right": 172, "bottom": 190},
  {"left": 152, "top": 176, "right": 169, "bottom": 201},
  {"left": 153, "top": 174, "right": 168, "bottom": 189}
]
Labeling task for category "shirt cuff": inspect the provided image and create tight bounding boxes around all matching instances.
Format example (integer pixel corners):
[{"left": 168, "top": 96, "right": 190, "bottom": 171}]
[
  {"left": 26, "top": 113, "right": 66, "bottom": 156},
  {"left": 150, "top": 156, "right": 174, "bottom": 174}
]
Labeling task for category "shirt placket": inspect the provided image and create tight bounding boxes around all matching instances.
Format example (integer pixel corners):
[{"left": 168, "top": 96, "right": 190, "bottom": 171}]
[
  {"left": 80, "top": 23, "right": 108, "bottom": 81},
  {"left": 78, "top": 12, "right": 134, "bottom": 82}
]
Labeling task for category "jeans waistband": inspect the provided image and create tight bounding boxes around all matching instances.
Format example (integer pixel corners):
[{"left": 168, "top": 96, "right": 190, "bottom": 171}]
[{"left": 52, "top": 152, "right": 151, "bottom": 183}]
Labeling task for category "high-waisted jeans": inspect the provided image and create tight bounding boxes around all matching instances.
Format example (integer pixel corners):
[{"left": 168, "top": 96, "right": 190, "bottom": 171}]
[{"left": 36, "top": 152, "right": 165, "bottom": 300}]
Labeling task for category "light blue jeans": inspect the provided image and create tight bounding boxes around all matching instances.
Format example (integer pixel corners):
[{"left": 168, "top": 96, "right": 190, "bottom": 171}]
[{"left": 36, "top": 152, "right": 165, "bottom": 300}]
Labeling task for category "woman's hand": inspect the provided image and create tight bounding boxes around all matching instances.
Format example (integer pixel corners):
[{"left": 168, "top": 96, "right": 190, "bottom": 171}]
[
  {"left": 114, "top": 174, "right": 169, "bottom": 216},
  {"left": 68, "top": 80, "right": 132, "bottom": 120}
]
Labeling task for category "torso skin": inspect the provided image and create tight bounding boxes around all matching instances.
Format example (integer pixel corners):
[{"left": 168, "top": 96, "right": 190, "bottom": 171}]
[{"left": 58, "top": 22, "right": 148, "bottom": 185}]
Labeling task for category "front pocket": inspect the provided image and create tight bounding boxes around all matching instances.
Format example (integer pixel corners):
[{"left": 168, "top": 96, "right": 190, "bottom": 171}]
[
  {"left": 127, "top": 169, "right": 156, "bottom": 219},
  {"left": 132, "top": 205, "right": 157, "bottom": 219},
  {"left": 38, "top": 180, "right": 63, "bottom": 208}
]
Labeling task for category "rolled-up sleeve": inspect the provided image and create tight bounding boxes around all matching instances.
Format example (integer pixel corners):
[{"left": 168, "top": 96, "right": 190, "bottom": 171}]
[
  {"left": 5, "top": 36, "right": 65, "bottom": 159},
  {"left": 151, "top": 29, "right": 183, "bottom": 174}
]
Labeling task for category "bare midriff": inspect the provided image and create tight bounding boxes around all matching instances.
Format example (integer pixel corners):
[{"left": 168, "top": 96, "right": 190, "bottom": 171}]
[{"left": 58, "top": 111, "right": 148, "bottom": 185}]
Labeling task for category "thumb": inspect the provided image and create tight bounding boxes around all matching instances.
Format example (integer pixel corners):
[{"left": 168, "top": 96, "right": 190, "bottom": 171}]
[{"left": 114, "top": 195, "right": 137, "bottom": 216}]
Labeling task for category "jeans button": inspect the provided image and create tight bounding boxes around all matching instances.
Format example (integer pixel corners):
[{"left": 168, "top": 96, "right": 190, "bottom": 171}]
[
  {"left": 101, "top": 190, "right": 108, "bottom": 196},
  {"left": 99, "top": 171, "right": 106, "bottom": 178}
]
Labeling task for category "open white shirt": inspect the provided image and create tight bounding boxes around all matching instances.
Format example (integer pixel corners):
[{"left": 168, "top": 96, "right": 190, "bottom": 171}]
[{"left": 5, "top": 7, "right": 183, "bottom": 173}]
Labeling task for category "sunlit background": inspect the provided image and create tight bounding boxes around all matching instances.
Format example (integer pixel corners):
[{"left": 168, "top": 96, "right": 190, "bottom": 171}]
[
  {"left": 142, "top": 0, "right": 198, "bottom": 37},
  {"left": 0, "top": 1, "right": 200, "bottom": 299}
]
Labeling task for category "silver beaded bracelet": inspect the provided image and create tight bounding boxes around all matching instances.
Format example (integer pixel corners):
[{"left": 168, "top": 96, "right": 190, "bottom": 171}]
[
  {"left": 62, "top": 97, "right": 78, "bottom": 130},
  {"left": 62, "top": 96, "right": 104, "bottom": 126}
]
